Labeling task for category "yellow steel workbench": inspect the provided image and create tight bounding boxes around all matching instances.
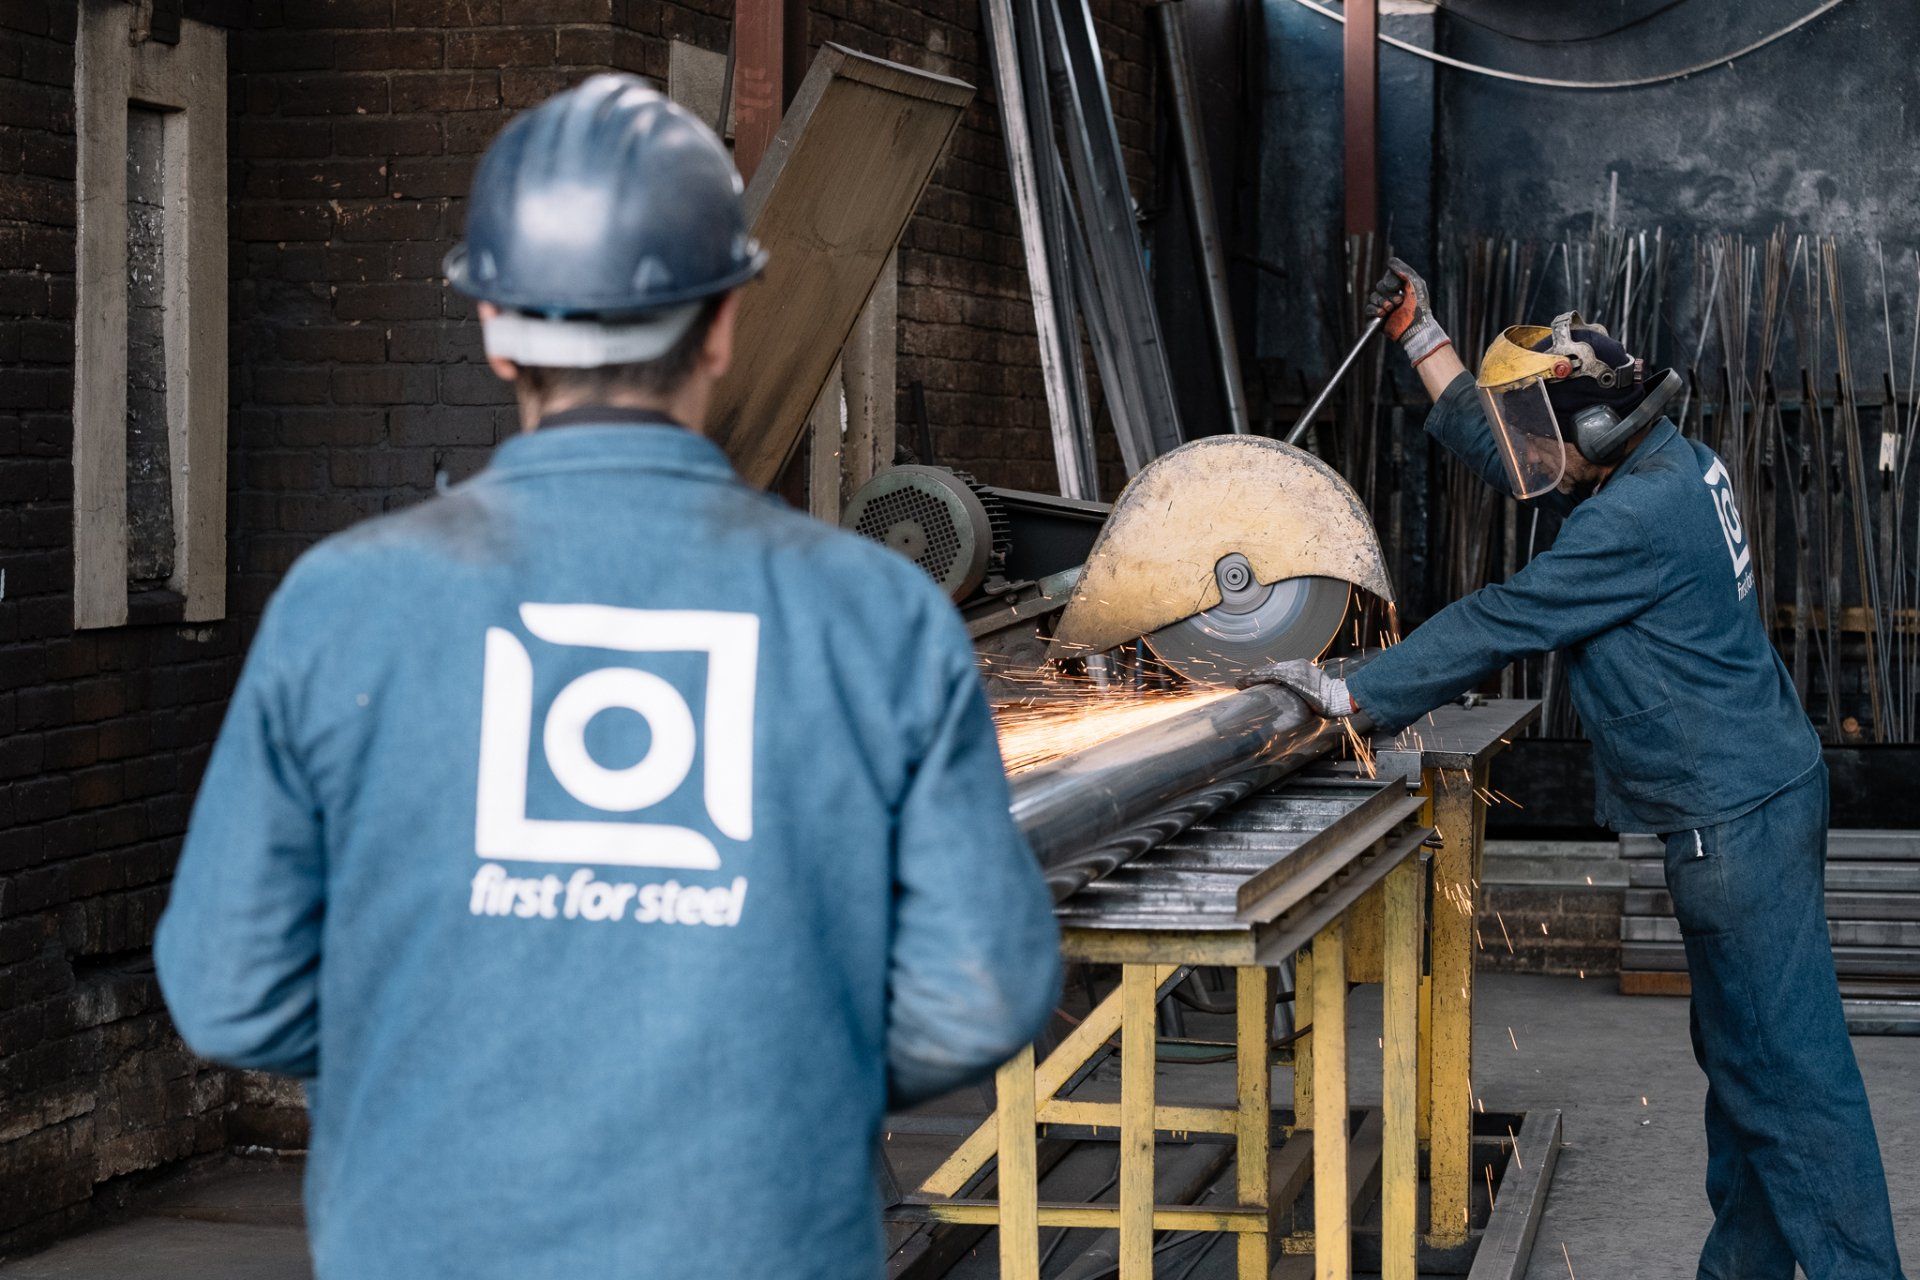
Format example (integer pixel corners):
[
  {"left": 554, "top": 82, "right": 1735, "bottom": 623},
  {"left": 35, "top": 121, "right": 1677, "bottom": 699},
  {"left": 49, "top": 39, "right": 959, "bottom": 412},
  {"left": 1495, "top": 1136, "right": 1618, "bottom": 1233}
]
[{"left": 890, "top": 698, "right": 1539, "bottom": 1279}]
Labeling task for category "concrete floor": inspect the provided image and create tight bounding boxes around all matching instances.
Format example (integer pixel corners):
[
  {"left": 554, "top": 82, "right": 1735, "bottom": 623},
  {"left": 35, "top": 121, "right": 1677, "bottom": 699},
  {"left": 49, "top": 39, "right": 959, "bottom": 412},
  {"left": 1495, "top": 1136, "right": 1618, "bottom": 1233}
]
[
  {"left": 0, "top": 1160, "right": 309, "bottom": 1280},
  {"left": 1459, "top": 976, "right": 1920, "bottom": 1280},
  {"left": 4, "top": 974, "right": 1914, "bottom": 1278}
]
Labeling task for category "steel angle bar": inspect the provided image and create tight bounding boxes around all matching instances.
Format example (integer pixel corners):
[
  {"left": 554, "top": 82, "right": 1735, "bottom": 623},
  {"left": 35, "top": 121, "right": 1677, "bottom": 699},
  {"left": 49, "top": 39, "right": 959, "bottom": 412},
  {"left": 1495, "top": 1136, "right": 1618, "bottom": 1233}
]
[
  {"left": 1152, "top": 1, "right": 1250, "bottom": 437},
  {"left": 1253, "top": 830, "right": 1428, "bottom": 964},
  {"left": 1045, "top": 44, "right": 1150, "bottom": 477},
  {"left": 1043, "top": 0, "right": 1185, "bottom": 469},
  {"left": 981, "top": 0, "right": 1098, "bottom": 499},
  {"left": 1015, "top": 8, "right": 1100, "bottom": 494}
]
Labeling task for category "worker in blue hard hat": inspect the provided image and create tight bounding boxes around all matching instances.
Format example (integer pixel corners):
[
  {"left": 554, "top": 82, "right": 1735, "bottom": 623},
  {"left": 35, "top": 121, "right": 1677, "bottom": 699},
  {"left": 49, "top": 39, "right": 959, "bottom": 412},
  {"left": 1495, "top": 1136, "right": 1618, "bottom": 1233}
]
[
  {"left": 1249, "top": 261, "right": 1905, "bottom": 1280},
  {"left": 156, "top": 76, "right": 1061, "bottom": 1280}
]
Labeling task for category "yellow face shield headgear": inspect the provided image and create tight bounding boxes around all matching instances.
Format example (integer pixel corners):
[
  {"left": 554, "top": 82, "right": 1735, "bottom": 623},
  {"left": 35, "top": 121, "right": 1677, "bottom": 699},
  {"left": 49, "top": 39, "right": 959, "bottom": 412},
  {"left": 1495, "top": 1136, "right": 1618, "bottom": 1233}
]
[{"left": 1475, "top": 323, "right": 1567, "bottom": 498}]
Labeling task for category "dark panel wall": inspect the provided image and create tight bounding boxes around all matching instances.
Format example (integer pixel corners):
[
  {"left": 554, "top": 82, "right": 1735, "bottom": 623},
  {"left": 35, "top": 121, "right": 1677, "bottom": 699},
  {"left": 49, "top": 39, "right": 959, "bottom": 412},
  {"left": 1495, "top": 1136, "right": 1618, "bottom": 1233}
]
[
  {"left": 1436, "top": 0, "right": 1919, "bottom": 245},
  {"left": 1254, "top": 1, "right": 1433, "bottom": 387},
  {"left": 1435, "top": 0, "right": 1920, "bottom": 379},
  {"left": 1258, "top": 0, "right": 1920, "bottom": 386}
]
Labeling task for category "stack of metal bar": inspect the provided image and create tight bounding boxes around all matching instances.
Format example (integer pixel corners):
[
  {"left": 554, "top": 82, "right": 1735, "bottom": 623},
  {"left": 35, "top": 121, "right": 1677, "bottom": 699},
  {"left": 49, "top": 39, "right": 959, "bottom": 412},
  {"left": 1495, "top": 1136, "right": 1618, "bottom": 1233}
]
[
  {"left": 982, "top": 0, "right": 1258, "bottom": 500},
  {"left": 1357, "top": 220, "right": 1920, "bottom": 746},
  {"left": 1619, "top": 830, "right": 1920, "bottom": 1034}
]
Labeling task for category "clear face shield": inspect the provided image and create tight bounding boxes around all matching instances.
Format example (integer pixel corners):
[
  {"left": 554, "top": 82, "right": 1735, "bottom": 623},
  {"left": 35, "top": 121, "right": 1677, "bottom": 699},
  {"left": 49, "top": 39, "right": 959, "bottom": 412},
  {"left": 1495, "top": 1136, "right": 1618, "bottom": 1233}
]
[{"left": 1476, "top": 374, "right": 1567, "bottom": 498}]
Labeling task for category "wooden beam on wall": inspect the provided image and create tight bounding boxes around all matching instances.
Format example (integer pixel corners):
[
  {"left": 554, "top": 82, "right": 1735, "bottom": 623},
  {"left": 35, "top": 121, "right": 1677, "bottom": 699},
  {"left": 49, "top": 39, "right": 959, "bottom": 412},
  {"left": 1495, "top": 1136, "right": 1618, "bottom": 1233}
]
[
  {"left": 732, "top": 0, "right": 785, "bottom": 180},
  {"left": 1342, "top": 0, "right": 1378, "bottom": 238}
]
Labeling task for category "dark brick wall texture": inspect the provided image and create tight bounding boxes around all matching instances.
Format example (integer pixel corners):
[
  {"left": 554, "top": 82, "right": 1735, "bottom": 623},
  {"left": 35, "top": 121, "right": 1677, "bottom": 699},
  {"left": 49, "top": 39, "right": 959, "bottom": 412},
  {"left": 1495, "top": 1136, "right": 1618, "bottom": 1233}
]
[
  {"left": 1476, "top": 885, "right": 1625, "bottom": 978},
  {"left": 0, "top": 0, "right": 1157, "bottom": 1255}
]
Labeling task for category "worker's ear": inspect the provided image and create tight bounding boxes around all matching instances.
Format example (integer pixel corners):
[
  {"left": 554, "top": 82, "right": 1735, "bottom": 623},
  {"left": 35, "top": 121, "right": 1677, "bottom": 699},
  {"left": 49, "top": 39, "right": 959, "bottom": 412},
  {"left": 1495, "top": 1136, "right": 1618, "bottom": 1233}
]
[
  {"left": 699, "top": 292, "right": 740, "bottom": 381},
  {"left": 477, "top": 302, "right": 520, "bottom": 383}
]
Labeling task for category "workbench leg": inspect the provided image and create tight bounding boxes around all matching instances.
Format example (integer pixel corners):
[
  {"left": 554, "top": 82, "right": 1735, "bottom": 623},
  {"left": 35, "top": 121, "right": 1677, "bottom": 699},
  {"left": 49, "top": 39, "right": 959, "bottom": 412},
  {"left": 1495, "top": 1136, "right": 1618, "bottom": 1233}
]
[
  {"left": 1416, "top": 973, "right": 1431, "bottom": 1144},
  {"left": 1120, "top": 964, "right": 1157, "bottom": 1279},
  {"left": 1425, "top": 764, "right": 1483, "bottom": 1247},
  {"left": 1312, "top": 920, "right": 1349, "bottom": 1280},
  {"left": 1293, "top": 949, "right": 1313, "bottom": 1126},
  {"left": 919, "top": 964, "right": 1182, "bottom": 1200},
  {"left": 1235, "top": 966, "right": 1272, "bottom": 1280},
  {"left": 996, "top": 1045, "right": 1040, "bottom": 1280},
  {"left": 1382, "top": 859, "right": 1423, "bottom": 1280}
]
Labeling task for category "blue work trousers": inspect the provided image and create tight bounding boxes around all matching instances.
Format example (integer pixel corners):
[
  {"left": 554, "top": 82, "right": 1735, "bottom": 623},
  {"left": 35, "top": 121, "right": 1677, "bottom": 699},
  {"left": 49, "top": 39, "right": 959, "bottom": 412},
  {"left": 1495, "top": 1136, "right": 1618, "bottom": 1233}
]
[{"left": 1664, "top": 763, "right": 1904, "bottom": 1279}]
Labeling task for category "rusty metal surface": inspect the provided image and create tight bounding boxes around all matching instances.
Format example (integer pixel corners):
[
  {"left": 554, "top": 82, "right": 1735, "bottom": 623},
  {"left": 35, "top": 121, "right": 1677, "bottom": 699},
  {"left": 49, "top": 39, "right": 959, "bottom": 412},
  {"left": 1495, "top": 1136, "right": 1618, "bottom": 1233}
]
[{"left": 1342, "top": 0, "right": 1378, "bottom": 237}]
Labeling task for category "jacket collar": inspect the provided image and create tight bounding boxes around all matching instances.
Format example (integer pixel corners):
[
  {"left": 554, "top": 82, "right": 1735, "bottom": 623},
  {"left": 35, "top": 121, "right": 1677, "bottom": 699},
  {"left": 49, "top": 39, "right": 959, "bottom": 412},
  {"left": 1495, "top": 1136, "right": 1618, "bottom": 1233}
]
[
  {"left": 480, "top": 419, "right": 740, "bottom": 485},
  {"left": 1617, "top": 417, "right": 1679, "bottom": 475}
]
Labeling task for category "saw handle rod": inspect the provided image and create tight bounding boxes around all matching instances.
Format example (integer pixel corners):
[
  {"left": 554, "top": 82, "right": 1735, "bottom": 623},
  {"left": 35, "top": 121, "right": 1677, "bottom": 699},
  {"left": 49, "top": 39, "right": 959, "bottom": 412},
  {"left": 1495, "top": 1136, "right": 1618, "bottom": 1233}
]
[{"left": 1282, "top": 314, "right": 1385, "bottom": 447}]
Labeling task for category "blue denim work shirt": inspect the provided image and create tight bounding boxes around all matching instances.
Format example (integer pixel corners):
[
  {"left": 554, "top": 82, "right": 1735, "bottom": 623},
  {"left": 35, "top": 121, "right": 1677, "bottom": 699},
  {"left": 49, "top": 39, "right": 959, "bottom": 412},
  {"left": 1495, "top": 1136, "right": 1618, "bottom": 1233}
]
[
  {"left": 155, "top": 418, "right": 1062, "bottom": 1279},
  {"left": 1348, "top": 372, "right": 1821, "bottom": 832}
]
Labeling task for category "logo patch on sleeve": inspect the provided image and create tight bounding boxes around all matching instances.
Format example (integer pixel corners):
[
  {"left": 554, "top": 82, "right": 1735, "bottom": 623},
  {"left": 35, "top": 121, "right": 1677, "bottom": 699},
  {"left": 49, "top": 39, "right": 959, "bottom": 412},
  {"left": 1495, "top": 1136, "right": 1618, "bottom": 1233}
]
[{"left": 1701, "top": 456, "right": 1755, "bottom": 600}]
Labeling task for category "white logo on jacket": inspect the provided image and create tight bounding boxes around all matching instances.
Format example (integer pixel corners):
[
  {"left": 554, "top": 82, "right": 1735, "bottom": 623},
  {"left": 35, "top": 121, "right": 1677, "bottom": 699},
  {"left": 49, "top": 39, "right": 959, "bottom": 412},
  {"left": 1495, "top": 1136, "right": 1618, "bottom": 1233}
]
[
  {"left": 475, "top": 604, "right": 759, "bottom": 869},
  {"left": 1701, "top": 456, "right": 1755, "bottom": 600}
]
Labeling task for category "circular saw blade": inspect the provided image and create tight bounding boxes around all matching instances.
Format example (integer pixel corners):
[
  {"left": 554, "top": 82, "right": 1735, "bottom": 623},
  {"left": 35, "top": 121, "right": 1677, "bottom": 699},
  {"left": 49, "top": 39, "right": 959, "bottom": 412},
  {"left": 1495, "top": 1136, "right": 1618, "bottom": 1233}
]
[{"left": 1144, "top": 571, "right": 1350, "bottom": 686}]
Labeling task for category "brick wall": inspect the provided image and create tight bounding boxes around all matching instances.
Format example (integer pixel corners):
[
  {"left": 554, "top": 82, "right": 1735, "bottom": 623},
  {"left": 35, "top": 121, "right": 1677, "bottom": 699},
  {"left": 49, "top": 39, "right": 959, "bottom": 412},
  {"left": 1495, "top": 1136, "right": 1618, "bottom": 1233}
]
[
  {"left": 230, "top": 0, "right": 1152, "bottom": 619},
  {"left": 1477, "top": 884, "right": 1624, "bottom": 977},
  {"left": 0, "top": 2, "right": 247, "bottom": 1255},
  {"left": 832, "top": 0, "right": 1151, "bottom": 494},
  {"left": 1, "top": 0, "right": 1157, "bottom": 1255}
]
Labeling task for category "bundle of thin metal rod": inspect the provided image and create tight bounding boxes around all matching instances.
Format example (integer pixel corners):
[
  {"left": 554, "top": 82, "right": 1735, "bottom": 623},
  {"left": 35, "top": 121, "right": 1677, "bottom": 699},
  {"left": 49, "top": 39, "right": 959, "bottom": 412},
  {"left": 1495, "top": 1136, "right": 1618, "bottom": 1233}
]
[
  {"left": 1007, "top": 683, "right": 1365, "bottom": 900},
  {"left": 1406, "top": 216, "right": 1920, "bottom": 743},
  {"left": 978, "top": 0, "right": 1188, "bottom": 487}
]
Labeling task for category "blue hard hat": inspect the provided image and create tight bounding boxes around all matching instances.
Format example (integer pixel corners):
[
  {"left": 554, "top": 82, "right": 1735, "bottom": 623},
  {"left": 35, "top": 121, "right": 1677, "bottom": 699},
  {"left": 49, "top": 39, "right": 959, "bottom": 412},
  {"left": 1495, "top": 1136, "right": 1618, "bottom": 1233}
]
[{"left": 445, "top": 75, "right": 767, "bottom": 319}]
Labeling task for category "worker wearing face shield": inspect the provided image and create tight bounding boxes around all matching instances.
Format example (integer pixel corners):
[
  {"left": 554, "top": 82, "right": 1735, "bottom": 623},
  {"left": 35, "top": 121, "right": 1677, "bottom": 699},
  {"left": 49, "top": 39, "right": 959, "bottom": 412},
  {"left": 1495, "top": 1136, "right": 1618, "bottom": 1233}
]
[{"left": 1248, "top": 261, "right": 1904, "bottom": 1280}]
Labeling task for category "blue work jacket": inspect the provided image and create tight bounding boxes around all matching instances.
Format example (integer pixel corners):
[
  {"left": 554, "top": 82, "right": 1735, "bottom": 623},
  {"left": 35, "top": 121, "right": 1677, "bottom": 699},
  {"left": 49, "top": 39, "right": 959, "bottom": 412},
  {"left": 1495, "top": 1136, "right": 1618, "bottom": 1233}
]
[
  {"left": 154, "top": 417, "right": 1062, "bottom": 1280},
  {"left": 1348, "top": 372, "right": 1821, "bottom": 833}
]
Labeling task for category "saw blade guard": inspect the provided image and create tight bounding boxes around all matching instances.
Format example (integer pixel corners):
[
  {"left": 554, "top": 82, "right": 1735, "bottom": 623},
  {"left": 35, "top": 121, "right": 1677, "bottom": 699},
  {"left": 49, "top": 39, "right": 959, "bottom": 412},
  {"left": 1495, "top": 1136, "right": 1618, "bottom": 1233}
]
[{"left": 1046, "top": 436, "right": 1393, "bottom": 669}]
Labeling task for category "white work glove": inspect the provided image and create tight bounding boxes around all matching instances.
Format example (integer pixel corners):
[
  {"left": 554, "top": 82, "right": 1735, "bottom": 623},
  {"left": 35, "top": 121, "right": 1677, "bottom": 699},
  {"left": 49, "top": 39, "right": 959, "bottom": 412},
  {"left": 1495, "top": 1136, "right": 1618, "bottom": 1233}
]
[
  {"left": 1235, "top": 659, "right": 1356, "bottom": 718},
  {"left": 1368, "top": 257, "right": 1451, "bottom": 367}
]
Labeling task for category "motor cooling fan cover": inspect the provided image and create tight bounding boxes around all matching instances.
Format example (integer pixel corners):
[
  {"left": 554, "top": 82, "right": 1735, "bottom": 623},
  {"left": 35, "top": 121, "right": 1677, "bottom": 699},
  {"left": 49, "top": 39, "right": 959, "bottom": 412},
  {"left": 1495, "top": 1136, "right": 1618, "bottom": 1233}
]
[{"left": 841, "top": 465, "right": 1008, "bottom": 600}]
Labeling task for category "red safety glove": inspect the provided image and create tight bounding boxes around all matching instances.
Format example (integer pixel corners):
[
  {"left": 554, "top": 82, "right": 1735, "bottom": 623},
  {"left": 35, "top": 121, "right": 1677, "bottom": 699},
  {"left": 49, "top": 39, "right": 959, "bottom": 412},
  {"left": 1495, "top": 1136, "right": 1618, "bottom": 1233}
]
[{"left": 1367, "top": 257, "right": 1450, "bottom": 365}]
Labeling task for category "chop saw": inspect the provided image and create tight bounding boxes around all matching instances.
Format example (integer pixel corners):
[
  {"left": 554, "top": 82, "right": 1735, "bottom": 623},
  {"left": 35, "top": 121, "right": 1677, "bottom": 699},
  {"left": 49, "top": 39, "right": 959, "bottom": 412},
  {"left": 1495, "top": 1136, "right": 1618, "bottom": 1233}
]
[
  {"left": 1047, "top": 435, "right": 1391, "bottom": 680},
  {"left": 840, "top": 435, "right": 1393, "bottom": 685}
]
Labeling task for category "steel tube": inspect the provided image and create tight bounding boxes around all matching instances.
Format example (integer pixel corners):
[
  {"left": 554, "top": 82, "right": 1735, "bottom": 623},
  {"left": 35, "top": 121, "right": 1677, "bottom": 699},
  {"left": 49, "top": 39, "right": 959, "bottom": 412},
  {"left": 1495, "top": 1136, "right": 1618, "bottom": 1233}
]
[
  {"left": 980, "top": 0, "right": 1097, "bottom": 499},
  {"left": 1153, "top": 2, "right": 1251, "bottom": 437},
  {"left": 1009, "top": 685, "right": 1367, "bottom": 899},
  {"left": 1047, "top": 0, "right": 1186, "bottom": 468}
]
